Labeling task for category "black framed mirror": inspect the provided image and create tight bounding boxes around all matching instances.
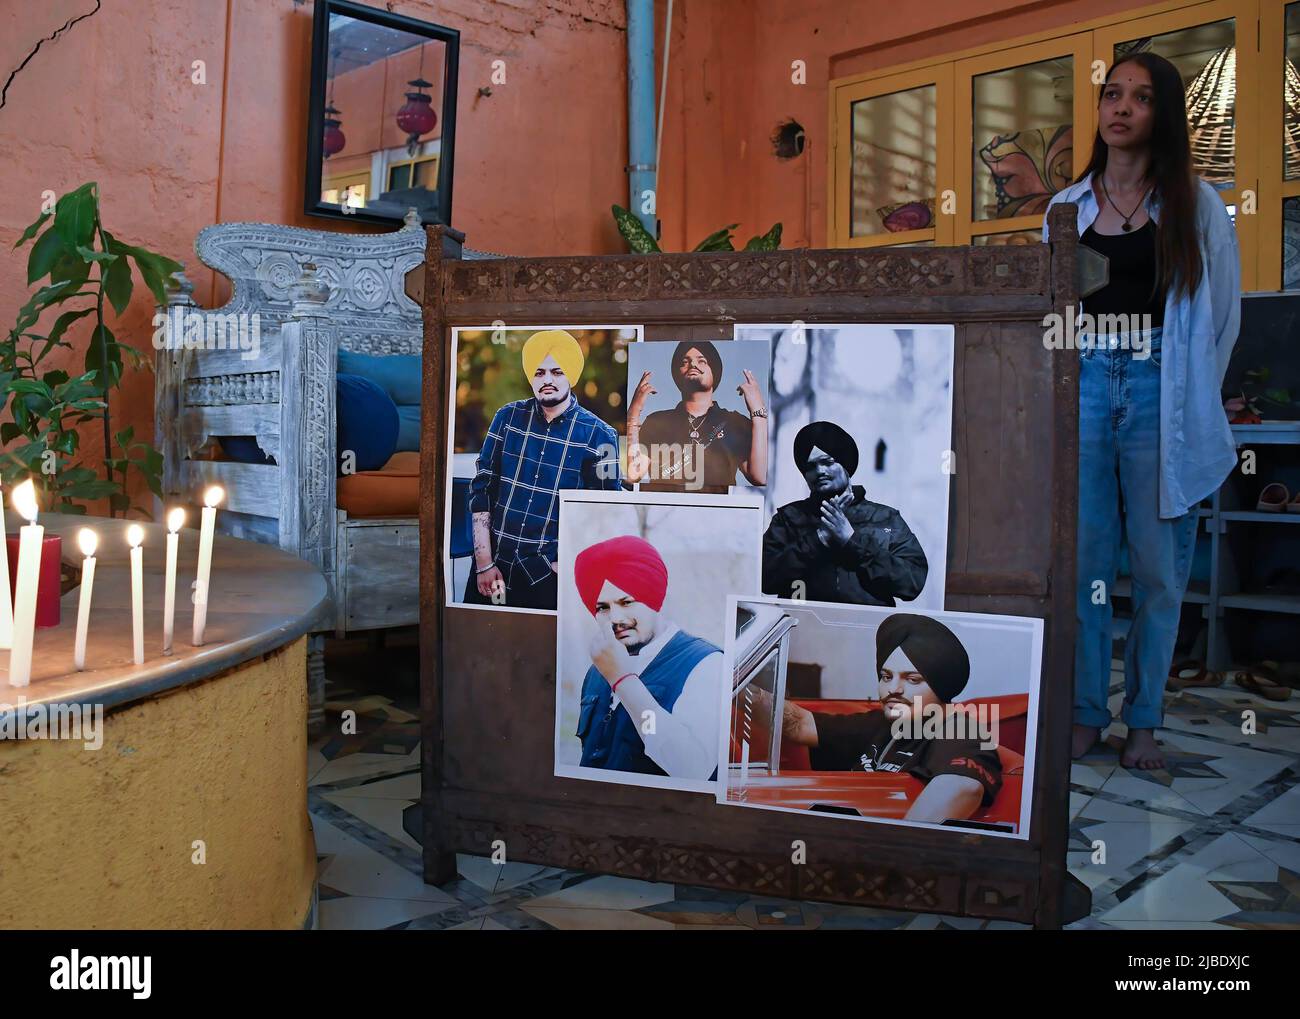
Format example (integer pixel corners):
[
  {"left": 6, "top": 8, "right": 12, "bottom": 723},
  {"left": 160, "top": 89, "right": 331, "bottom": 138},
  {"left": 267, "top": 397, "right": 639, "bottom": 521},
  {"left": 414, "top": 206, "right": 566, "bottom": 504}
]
[{"left": 305, "top": 0, "right": 459, "bottom": 227}]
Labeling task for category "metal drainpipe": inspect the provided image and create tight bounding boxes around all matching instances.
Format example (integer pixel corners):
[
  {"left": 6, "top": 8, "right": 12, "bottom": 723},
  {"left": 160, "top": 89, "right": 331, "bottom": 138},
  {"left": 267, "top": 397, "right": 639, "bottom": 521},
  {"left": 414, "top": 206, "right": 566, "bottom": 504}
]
[{"left": 626, "top": 0, "right": 657, "bottom": 237}]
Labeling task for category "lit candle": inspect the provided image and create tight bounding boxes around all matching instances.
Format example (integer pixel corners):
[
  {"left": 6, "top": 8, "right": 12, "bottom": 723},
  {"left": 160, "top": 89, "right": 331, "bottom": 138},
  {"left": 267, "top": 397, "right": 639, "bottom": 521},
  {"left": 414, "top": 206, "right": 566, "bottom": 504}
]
[
  {"left": 73, "top": 528, "right": 98, "bottom": 671},
  {"left": 0, "top": 483, "right": 12, "bottom": 651},
  {"left": 128, "top": 524, "right": 144, "bottom": 666},
  {"left": 192, "top": 486, "right": 223, "bottom": 647},
  {"left": 162, "top": 508, "right": 184, "bottom": 655},
  {"left": 8, "top": 480, "right": 42, "bottom": 687}
]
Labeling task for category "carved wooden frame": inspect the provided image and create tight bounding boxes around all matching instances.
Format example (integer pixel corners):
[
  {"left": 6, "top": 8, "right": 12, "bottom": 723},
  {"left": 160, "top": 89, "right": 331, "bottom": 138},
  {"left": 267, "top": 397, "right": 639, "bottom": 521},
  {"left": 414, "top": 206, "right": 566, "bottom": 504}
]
[{"left": 419, "top": 205, "right": 1089, "bottom": 928}]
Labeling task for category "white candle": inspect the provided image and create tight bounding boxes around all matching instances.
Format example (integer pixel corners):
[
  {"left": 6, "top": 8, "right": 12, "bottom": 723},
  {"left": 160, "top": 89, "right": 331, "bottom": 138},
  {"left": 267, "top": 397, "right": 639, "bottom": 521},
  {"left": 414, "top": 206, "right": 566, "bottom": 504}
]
[
  {"left": 128, "top": 524, "right": 144, "bottom": 666},
  {"left": 8, "top": 480, "right": 42, "bottom": 687},
  {"left": 162, "top": 507, "right": 184, "bottom": 655},
  {"left": 0, "top": 483, "right": 13, "bottom": 651},
  {"left": 191, "top": 486, "right": 223, "bottom": 647},
  {"left": 73, "top": 528, "right": 98, "bottom": 671}
]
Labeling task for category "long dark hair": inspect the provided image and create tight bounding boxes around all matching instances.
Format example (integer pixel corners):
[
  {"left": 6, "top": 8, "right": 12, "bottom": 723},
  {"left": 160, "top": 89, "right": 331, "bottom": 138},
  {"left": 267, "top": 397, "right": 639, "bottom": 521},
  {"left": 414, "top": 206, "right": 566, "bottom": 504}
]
[{"left": 1078, "top": 51, "right": 1203, "bottom": 298}]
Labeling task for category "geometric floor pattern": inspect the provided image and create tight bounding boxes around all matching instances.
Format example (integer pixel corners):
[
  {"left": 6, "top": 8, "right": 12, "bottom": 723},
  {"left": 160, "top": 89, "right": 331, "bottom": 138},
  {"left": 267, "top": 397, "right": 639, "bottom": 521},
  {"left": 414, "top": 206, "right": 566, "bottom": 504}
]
[{"left": 310, "top": 639, "right": 1300, "bottom": 930}]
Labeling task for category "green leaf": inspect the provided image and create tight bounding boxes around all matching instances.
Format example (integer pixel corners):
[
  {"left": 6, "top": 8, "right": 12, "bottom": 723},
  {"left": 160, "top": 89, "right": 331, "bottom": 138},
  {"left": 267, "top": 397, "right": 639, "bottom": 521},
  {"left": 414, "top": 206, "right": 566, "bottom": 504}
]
[
  {"left": 115, "top": 425, "right": 135, "bottom": 447},
  {"left": 103, "top": 245, "right": 133, "bottom": 314},
  {"left": 75, "top": 245, "right": 118, "bottom": 264},
  {"left": 611, "top": 205, "right": 661, "bottom": 254},
  {"left": 27, "top": 228, "right": 68, "bottom": 283},
  {"left": 53, "top": 184, "right": 97, "bottom": 250},
  {"left": 49, "top": 252, "right": 91, "bottom": 292},
  {"left": 13, "top": 211, "right": 50, "bottom": 249},
  {"left": 6, "top": 378, "right": 53, "bottom": 398},
  {"left": 743, "top": 222, "right": 783, "bottom": 251},
  {"left": 693, "top": 224, "right": 738, "bottom": 252},
  {"left": 109, "top": 238, "right": 183, "bottom": 305},
  {"left": 85, "top": 324, "right": 122, "bottom": 391},
  {"left": 41, "top": 307, "right": 94, "bottom": 355},
  {"left": 25, "top": 222, "right": 70, "bottom": 282}
]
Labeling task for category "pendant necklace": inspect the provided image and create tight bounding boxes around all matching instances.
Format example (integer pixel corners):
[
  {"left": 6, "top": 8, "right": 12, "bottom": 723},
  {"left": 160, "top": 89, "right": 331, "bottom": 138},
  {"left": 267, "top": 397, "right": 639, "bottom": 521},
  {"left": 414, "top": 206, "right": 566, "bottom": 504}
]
[
  {"left": 685, "top": 409, "right": 706, "bottom": 440},
  {"left": 1100, "top": 175, "right": 1152, "bottom": 232}
]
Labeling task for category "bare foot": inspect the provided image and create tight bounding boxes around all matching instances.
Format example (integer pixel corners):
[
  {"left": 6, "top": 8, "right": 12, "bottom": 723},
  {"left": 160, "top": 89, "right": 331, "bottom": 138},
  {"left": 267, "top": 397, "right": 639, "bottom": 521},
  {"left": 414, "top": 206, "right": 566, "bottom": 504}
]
[
  {"left": 1121, "top": 728, "right": 1165, "bottom": 770},
  {"left": 1071, "top": 724, "right": 1101, "bottom": 759}
]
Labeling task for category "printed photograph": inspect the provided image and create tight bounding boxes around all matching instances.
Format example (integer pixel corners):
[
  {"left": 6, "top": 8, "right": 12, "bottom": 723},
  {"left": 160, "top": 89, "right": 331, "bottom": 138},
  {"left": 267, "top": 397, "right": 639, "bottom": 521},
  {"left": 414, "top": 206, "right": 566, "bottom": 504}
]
[
  {"left": 554, "top": 490, "right": 764, "bottom": 794},
  {"left": 736, "top": 323, "right": 954, "bottom": 610},
  {"left": 625, "top": 338, "right": 772, "bottom": 494},
  {"left": 444, "top": 325, "right": 639, "bottom": 614},
  {"left": 717, "top": 597, "right": 1043, "bottom": 838}
]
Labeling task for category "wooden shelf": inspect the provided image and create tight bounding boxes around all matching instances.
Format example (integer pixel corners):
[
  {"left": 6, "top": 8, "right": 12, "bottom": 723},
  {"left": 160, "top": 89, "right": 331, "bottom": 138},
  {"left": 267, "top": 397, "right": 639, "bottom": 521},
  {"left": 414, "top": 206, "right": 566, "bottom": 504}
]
[
  {"left": 1231, "top": 422, "right": 1300, "bottom": 445},
  {"left": 1220, "top": 510, "right": 1300, "bottom": 523},
  {"left": 1218, "top": 592, "right": 1300, "bottom": 615}
]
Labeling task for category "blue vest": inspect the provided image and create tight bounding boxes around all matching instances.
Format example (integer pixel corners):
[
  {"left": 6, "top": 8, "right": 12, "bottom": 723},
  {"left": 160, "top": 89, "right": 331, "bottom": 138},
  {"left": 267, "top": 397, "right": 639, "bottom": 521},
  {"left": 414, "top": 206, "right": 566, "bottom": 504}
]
[{"left": 577, "top": 629, "right": 720, "bottom": 776}]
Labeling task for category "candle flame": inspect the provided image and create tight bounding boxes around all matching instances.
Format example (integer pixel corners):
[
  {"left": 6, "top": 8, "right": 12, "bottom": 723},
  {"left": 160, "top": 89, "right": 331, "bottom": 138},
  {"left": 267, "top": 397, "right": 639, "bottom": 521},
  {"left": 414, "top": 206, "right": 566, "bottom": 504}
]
[
  {"left": 203, "top": 486, "right": 224, "bottom": 509},
  {"left": 77, "top": 528, "right": 98, "bottom": 558},
  {"left": 10, "top": 479, "right": 38, "bottom": 523},
  {"left": 167, "top": 507, "right": 186, "bottom": 532},
  {"left": 126, "top": 523, "right": 144, "bottom": 548}
]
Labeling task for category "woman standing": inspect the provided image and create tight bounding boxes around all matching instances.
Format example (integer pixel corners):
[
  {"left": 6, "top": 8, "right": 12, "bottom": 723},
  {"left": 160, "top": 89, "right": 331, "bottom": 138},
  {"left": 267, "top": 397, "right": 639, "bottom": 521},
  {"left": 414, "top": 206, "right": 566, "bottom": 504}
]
[{"left": 1043, "top": 52, "right": 1241, "bottom": 769}]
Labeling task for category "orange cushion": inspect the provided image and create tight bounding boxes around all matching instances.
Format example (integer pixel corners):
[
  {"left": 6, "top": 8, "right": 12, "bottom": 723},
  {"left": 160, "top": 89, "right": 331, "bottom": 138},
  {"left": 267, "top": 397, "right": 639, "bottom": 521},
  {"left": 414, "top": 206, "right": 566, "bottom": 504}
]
[{"left": 337, "top": 452, "right": 419, "bottom": 517}]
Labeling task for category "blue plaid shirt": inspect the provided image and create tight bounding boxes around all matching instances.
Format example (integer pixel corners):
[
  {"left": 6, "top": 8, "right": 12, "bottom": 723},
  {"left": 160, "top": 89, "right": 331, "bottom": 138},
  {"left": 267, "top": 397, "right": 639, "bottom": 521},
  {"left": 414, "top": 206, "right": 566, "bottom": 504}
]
[{"left": 468, "top": 394, "right": 623, "bottom": 587}]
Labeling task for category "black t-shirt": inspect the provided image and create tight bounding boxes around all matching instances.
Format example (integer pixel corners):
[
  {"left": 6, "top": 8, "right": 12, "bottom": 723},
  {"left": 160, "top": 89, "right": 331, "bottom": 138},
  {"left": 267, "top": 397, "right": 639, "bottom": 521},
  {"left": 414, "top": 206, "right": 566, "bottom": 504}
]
[
  {"left": 637, "top": 401, "right": 752, "bottom": 493},
  {"left": 1080, "top": 221, "right": 1165, "bottom": 327},
  {"left": 808, "top": 709, "right": 1003, "bottom": 806}
]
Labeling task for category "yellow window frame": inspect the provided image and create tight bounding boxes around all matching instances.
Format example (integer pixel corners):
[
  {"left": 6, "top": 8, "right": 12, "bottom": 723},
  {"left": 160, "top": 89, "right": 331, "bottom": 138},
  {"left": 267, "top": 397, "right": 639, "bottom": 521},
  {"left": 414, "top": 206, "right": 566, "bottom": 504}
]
[
  {"left": 954, "top": 35, "right": 1094, "bottom": 246},
  {"left": 829, "top": 64, "right": 955, "bottom": 248},
  {"left": 829, "top": 0, "right": 1277, "bottom": 291}
]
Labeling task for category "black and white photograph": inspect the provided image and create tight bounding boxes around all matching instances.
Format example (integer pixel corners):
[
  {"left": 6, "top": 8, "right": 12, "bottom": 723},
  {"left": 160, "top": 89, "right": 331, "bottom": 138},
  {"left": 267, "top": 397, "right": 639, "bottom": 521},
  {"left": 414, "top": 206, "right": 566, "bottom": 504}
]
[
  {"left": 554, "top": 490, "right": 764, "bottom": 794},
  {"left": 735, "top": 323, "right": 954, "bottom": 610},
  {"left": 717, "top": 597, "right": 1043, "bottom": 838},
  {"left": 625, "top": 338, "right": 772, "bottom": 494},
  {"left": 443, "top": 325, "right": 640, "bottom": 614}
]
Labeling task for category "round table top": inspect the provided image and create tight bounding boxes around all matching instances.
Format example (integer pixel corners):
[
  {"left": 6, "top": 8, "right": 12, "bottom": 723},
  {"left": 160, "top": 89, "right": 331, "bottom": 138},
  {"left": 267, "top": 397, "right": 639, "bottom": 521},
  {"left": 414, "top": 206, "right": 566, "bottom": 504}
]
[{"left": 0, "top": 512, "right": 329, "bottom": 719}]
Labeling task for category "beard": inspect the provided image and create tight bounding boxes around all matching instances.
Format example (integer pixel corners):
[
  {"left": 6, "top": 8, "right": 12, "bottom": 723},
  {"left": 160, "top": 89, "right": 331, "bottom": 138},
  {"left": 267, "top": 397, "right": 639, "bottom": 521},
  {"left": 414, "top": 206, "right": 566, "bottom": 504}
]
[
  {"left": 675, "top": 371, "right": 711, "bottom": 395},
  {"left": 536, "top": 388, "right": 567, "bottom": 407}
]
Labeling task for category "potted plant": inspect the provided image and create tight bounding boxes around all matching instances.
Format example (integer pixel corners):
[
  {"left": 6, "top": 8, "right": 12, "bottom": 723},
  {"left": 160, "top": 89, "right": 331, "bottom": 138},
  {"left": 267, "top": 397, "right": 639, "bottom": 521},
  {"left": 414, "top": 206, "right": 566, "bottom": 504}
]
[
  {"left": 4, "top": 182, "right": 181, "bottom": 516},
  {"left": 612, "top": 205, "right": 782, "bottom": 253}
]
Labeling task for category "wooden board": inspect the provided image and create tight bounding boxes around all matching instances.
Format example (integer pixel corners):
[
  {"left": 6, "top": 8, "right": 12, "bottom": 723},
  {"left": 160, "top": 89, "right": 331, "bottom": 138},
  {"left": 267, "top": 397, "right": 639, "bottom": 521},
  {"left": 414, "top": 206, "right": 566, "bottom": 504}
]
[{"left": 418, "top": 206, "right": 1088, "bottom": 927}]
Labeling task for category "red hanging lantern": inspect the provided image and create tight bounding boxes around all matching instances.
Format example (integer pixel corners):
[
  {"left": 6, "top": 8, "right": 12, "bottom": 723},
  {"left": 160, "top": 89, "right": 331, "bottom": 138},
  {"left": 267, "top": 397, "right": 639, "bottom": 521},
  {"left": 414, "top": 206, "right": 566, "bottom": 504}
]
[
  {"left": 322, "top": 48, "right": 345, "bottom": 159},
  {"left": 323, "top": 104, "right": 346, "bottom": 158},
  {"left": 396, "top": 77, "right": 437, "bottom": 156}
]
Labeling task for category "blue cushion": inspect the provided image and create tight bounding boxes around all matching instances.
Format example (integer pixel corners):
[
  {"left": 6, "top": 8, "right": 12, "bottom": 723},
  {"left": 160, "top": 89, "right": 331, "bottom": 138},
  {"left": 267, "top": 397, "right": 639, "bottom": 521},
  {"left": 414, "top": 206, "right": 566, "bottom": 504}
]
[
  {"left": 395, "top": 404, "right": 421, "bottom": 452},
  {"left": 336, "top": 373, "right": 399, "bottom": 473},
  {"left": 218, "top": 436, "right": 274, "bottom": 465},
  {"left": 338, "top": 351, "right": 421, "bottom": 407}
]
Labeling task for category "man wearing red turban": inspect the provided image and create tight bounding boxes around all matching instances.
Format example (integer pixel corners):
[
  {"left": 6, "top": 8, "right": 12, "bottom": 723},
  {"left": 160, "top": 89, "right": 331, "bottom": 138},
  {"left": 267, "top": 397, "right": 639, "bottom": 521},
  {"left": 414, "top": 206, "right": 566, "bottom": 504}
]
[{"left": 571, "top": 535, "right": 722, "bottom": 781}]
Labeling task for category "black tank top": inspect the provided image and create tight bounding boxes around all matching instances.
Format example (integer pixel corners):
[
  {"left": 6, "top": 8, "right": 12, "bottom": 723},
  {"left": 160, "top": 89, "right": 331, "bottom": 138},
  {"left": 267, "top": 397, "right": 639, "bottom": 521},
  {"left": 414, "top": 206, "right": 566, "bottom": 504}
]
[{"left": 1080, "top": 220, "right": 1165, "bottom": 328}]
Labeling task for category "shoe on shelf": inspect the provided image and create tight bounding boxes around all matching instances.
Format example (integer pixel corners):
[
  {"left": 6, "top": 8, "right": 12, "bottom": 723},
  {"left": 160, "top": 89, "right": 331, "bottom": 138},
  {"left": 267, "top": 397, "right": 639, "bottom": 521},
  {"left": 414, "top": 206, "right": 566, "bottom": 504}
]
[
  {"left": 1257, "top": 482, "right": 1290, "bottom": 512},
  {"left": 1168, "top": 659, "right": 1224, "bottom": 689},
  {"left": 1289, "top": 492, "right": 1300, "bottom": 514},
  {"left": 1234, "top": 664, "right": 1293, "bottom": 702}
]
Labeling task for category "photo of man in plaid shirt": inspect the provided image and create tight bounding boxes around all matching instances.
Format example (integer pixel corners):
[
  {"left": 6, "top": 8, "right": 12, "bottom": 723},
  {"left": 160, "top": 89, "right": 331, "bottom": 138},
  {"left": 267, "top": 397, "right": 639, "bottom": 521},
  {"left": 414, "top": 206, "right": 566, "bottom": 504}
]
[{"left": 466, "top": 329, "right": 625, "bottom": 610}]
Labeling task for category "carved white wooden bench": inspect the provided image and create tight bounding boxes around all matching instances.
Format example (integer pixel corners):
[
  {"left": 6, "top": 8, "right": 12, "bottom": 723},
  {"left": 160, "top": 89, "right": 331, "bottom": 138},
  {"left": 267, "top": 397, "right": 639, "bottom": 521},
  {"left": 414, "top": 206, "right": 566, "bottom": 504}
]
[{"left": 153, "top": 212, "right": 483, "bottom": 726}]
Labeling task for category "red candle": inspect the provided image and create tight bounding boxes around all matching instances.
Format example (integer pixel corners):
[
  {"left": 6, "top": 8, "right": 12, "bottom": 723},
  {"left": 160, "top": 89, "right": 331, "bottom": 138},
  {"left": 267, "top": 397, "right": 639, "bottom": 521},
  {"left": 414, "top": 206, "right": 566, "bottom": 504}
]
[{"left": 6, "top": 533, "right": 61, "bottom": 628}]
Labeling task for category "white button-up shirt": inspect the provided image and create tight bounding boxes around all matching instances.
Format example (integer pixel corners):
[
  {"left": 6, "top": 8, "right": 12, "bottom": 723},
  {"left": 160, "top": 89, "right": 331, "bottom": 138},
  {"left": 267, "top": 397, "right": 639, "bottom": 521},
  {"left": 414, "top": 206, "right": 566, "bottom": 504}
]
[{"left": 1044, "top": 174, "right": 1242, "bottom": 519}]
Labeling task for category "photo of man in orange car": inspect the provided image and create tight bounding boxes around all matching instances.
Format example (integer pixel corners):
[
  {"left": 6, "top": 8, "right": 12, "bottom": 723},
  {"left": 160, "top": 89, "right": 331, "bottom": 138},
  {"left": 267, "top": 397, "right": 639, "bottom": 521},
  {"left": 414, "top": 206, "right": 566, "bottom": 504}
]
[
  {"left": 718, "top": 598, "right": 1042, "bottom": 837},
  {"left": 780, "top": 613, "right": 1002, "bottom": 825}
]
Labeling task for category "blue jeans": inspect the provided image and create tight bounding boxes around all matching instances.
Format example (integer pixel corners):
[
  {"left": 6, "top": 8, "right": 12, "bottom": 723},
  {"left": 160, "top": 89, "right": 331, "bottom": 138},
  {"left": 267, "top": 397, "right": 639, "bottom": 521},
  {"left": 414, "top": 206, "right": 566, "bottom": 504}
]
[{"left": 1076, "top": 329, "right": 1199, "bottom": 731}]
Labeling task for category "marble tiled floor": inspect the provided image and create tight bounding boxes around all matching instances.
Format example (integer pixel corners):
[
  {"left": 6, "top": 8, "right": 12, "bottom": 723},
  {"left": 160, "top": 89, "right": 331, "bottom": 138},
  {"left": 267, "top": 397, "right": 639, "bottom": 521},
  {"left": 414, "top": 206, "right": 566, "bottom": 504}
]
[{"left": 309, "top": 640, "right": 1300, "bottom": 930}]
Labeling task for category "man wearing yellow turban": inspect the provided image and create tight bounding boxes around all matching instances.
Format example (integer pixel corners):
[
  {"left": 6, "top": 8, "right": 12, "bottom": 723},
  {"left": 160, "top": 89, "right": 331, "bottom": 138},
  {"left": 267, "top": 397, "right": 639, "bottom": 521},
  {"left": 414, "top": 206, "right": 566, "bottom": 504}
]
[{"left": 465, "top": 329, "right": 624, "bottom": 610}]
